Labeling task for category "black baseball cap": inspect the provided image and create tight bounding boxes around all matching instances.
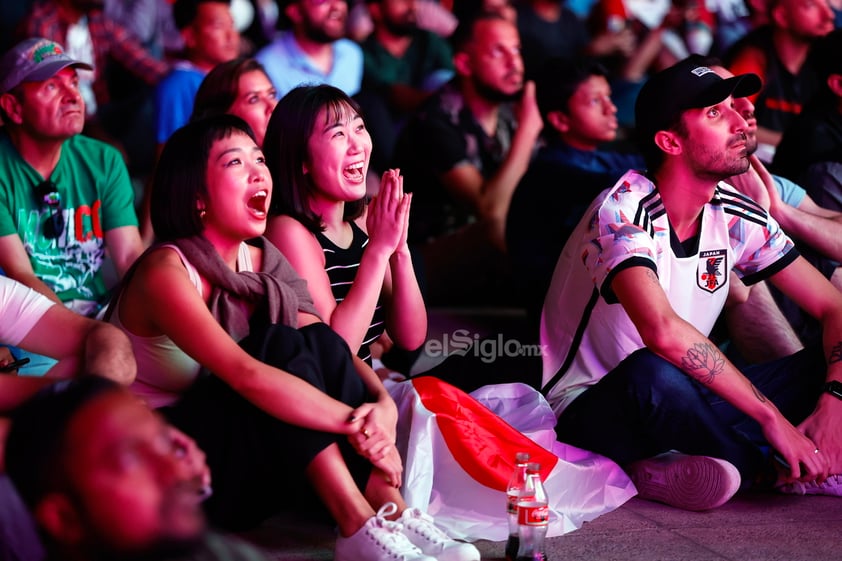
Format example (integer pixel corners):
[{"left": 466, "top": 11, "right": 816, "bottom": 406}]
[{"left": 635, "top": 56, "right": 762, "bottom": 144}]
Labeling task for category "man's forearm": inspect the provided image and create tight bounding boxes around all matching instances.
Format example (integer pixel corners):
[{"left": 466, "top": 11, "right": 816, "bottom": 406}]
[
  {"left": 477, "top": 126, "right": 541, "bottom": 249},
  {"left": 775, "top": 203, "right": 842, "bottom": 263}
]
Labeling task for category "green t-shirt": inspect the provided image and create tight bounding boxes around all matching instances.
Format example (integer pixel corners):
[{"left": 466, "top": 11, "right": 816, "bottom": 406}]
[
  {"left": 0, "top": 132, "right": 138, "bottom": 311},
  {"left": 361, "top": 29, "right": 454, "bottom": 93}
]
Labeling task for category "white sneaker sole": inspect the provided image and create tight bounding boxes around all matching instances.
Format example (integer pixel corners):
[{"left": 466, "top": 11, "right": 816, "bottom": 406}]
[{"left": 628, "top": 452, "right": 741, "bottom": 511}]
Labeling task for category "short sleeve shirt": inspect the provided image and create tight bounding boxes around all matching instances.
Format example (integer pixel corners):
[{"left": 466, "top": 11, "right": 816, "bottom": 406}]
[
  {"left": 0, "top": 276, "right": 55, "bottom": 346},
  {"left": 0, "top": 133, "right": 139, "bottom": 311},
  {"left": 255, "top": 32, "right": 363, "bottom": 97},
  {"left": 361, "top": 29, "right": 453, "bottom": 92},
  {"left": 540, "top": 170, "right": 798, "bottom": 415},
  {"left": 394, "top": 80, "right": 518, "bottom": 242},
  {"left": 155, "top": 61, "right": 206, "bottom": 143}
]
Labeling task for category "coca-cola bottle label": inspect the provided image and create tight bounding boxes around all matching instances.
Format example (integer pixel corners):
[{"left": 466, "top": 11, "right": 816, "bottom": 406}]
[
  {"left": 506, "top": 494, "right": 518, "bottom": 515},
  {"left": 518, "top": 505, "right": 549, "bottom": 526}
]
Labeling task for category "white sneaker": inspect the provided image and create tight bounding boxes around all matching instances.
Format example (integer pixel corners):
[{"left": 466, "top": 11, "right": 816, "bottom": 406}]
[
  {"left": 777, "top": 474, "right": 842, "bottom": 497},
  {"left": 335, "top": 503, "right": 435, "bottom": 561},
  {"left": 627, "top": 451, "right": 741, "bottom": 511},
  {"left": 398, "top": 506, "right": 480, "bottom": 561}
]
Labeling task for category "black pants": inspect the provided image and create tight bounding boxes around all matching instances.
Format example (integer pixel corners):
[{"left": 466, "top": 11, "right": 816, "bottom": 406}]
[{"left": 162, "top": 322, "right": 372, "bottom": 531}]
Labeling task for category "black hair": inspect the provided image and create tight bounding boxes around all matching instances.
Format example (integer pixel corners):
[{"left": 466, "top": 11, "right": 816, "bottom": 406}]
[
  {"left": 151, "top": 114, "right": 257, "bottom": 241},
  {"left": 449, "top": 10, "right": 510, "bottom": 54},
  {"left": 172, "top": 0, "right": 231, "bottom": 30},
  {"left": 5, "top": 376, "right": 122, "bottom": 508},
  {"left": 191, "top": 57, "right": 271, "bottom": 123},
  {"left": 534, "top": 56, "right": 610, "bottom": 123},
  {"left": 263, "top": 84, "right": 365, "bottom": 233}
]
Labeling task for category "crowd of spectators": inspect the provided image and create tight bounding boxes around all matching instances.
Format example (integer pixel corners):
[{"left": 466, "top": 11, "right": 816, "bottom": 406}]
[{"left": 2, "top": 0, "right": 842, "bottom": 559}]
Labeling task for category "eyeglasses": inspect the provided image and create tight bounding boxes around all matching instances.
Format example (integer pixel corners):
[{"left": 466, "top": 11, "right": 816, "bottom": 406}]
[{"left": 34, "top": 180, "right": 65, "bottom": 240}]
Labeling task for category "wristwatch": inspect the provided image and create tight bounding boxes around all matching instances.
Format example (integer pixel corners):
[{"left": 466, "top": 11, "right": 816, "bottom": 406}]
[{"left": 823, "top": 380, "right": 842, "bottom": 400}]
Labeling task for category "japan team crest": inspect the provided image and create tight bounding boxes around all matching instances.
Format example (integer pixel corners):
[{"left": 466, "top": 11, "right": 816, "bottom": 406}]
[{"left": 697, "top": 249, "right": 727, "bottom": 293}]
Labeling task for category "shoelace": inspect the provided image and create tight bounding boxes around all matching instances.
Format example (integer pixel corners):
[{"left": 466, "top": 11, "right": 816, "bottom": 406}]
[
  {"left": 402, "top": 508, "right": 451, "bottom": 544},
  {"left": 372, "top": 503, "right": 422, "bottom": 557}
]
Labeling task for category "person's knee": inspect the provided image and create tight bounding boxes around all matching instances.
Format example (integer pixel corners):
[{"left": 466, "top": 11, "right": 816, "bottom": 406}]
[{"left": 616, "top": 349, "right": 699, "bottom": 403}]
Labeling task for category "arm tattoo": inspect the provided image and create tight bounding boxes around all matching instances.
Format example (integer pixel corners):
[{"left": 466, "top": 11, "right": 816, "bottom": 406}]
[
  {"left": 750, "top": 384, "right": 768, "bottom": 403},
  {"left": 681, "top": 342, "right": 725, "bottom": 385},
  {"left": 829, "top": 342, "right": 842, "bottom": 365}
]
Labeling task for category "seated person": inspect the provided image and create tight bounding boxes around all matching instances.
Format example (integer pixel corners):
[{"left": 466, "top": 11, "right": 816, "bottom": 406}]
[
  {"left": 265, "top": 85, "right": 427, "bottom": 369},
  {"left": 0, "top": 275, "right": 136, "bottom": 561},
  {"left": 707, "top": 59, "right": 842, "bottom": 349},
  {"left": 507, "top": 56, "right": 644, "bottom": 330},
  {"left": 356, "top": 0, "right": 455, "bottom": 174},
  {"left": 725, "top": 0, "right": 835, "bottom": 161},
  {"left": 0, "top": 38, "right": 144, "bottom": 318},
  {"left": 772, "top": 29, "right": 842, "bottom": 184},
  {"left": 5, "top": 376, "right": 273, "bottom": 561},
  {"left": 107, "top": 114, "right": 477, "bottom": 561},
  {"left": 190, "top": 57, "right": 278, "bottom": 148},
  {"left": 154, "top": 0, "right": 241, "bottom": 148},
  {"left": 392, "top": 12, "right": 543, "bottom": 306},
  {"left": 542, "top": 56, "right": 842, "bottom": 512},
  {"left": 254, "top": 0, "right": 363, "bottom": 98}
]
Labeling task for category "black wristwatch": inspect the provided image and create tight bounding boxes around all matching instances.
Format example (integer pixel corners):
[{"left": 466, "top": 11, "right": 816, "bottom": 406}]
[{"left": 823, "top": 380, "right": 842, "bottom": 400}]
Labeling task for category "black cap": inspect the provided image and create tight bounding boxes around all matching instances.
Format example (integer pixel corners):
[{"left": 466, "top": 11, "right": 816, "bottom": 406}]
[{"left": 635, "top": 56, "right": 762, "bottom": 144}]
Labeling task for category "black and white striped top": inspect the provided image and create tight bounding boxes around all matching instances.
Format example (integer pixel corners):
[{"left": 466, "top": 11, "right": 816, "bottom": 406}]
[{"left": 315, "top": 221, "right": 386, "bottom": 365}]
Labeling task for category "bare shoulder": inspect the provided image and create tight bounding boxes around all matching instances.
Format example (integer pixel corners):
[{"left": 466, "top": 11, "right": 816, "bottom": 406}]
[
  {"left": 130, "top": 246, "right": 193, "bottom": 293},
  {"left": 267, "top": 216, "right": 324, "bottom": 263}
]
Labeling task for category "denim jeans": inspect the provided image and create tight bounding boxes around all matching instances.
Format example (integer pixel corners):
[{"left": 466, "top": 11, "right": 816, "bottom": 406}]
[{"left": 555, "top": 346, "right": 826, "bottom": 487}]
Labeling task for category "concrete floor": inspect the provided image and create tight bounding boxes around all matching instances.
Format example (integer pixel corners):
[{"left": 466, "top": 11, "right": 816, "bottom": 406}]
[{"left": 238, "top": 492, "right": 842, "bottom": 561}]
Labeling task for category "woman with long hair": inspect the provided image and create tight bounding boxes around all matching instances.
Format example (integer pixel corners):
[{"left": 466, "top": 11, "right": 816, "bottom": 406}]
[{"left": 108, "top": 114, "right": 477, "bottom": 561}]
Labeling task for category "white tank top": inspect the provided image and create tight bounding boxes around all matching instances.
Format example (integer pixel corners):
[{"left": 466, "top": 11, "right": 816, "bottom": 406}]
[{"left": 110, "top": 243, "right": 253, "bottom": 408}]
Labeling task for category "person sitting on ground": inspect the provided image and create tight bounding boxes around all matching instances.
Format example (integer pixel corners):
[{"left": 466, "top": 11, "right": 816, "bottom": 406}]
[
  {"left": 0, "top": 275, "right": 136, "bottom": 561},
  {"left": 541, "top": 55, "right": 842, "bottom": 512},
  {"left": 190, "top": 56, "right": 278, "bottom": 148},
  {"left": 254, "top": 0, "right": 363, "bottom": 98},
  {"left": 0, "top": 37, "right": 144, "bottom": 373},
  {"left": 4, "top": 376, "right": 274, "bottom": 561},
  {"left": 264, "top": 85, "right": 427, "bottom": 370},
  {"left": 506, "top": 56, "right": 644, "bottom": 331},
  {"left": 725, "top": 0, "right": 835, "bottom": 161},
  {"left": 392, "top": 11, "right": 543, "bottom": 306},
  {"left": 107, "top": 114, "right": 478, "bottom": 561},
  {"left": 155, "top": 0, "right": 241, "bottom": 149}
]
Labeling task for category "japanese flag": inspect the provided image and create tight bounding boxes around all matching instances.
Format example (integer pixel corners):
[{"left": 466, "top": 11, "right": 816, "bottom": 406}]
[{"left": 388, "top": 377, "right": 637, "bottom": 541}]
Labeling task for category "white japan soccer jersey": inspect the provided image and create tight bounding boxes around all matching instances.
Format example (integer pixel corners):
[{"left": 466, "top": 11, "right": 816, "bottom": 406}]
[{"left": 540, "top": 170, "right": 798, "bottom": 416}]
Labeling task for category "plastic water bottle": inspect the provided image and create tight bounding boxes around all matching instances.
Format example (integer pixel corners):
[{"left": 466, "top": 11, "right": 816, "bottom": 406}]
[
  {"left": 505, "top": 452, "right": 530, "bottom": 561},
  {"left": 516, "top": 462, "right": 549, "bottom": 561}
]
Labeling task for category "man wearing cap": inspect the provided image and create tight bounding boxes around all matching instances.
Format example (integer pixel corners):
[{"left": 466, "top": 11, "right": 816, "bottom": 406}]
[
  {"left": 0, "top": 38, "right": 143, "bottom": 332},
  {"left": 540, "top": 55, "right": 842, "bottom": 511}
]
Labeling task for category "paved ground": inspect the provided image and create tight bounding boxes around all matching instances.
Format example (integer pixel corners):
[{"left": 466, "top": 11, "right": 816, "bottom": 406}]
[{"left": 239, "top": 492, "right": 842, "bottom": 561}]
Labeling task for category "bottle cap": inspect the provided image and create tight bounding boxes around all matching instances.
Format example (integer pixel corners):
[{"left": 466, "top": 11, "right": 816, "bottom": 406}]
[{"left": 515, "top": 452, "right": 530, "bottom": 463}]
